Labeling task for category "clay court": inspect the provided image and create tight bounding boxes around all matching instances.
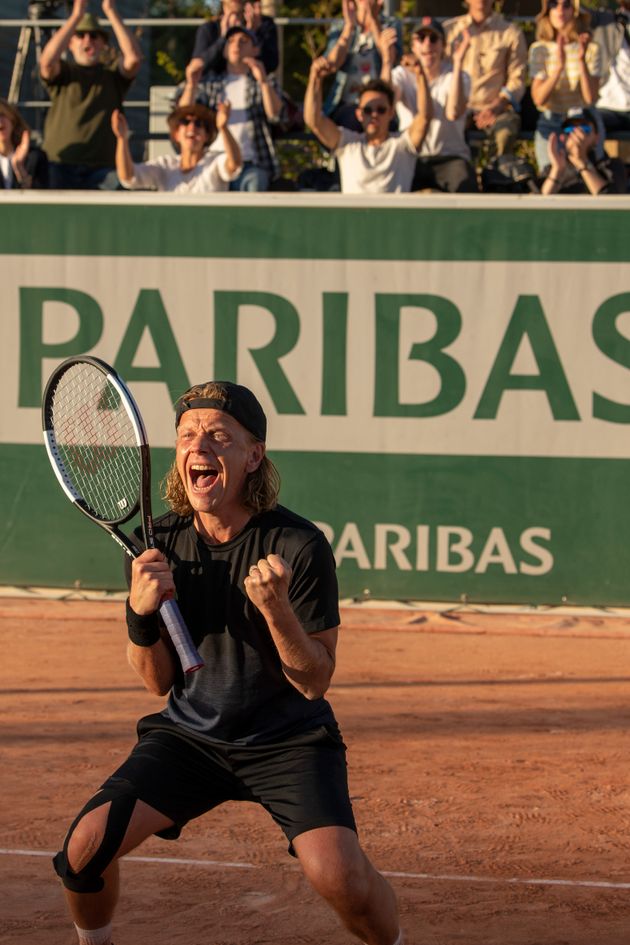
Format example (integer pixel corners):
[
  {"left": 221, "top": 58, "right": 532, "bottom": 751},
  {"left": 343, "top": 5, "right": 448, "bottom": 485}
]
[{"left": 2, "top": 596, "right": 630, "bottom": 945}]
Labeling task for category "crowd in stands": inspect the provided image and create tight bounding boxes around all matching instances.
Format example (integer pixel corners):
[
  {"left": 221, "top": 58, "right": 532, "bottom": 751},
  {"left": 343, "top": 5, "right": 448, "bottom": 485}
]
[{"left": 1, "top": 0, "right": 629, "bottom": 195}]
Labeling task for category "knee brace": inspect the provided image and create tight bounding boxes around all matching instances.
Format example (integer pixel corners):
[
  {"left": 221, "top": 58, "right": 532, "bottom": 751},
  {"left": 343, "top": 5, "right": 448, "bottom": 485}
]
[{"left": 53, "top": 786, "right": 137, "bottom": 893}]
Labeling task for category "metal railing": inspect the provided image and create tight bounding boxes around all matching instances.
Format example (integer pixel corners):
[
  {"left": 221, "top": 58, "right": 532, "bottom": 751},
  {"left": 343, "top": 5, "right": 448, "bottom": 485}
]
[{"left": 1, "top": 14, "right": 538, "bottom": 110}]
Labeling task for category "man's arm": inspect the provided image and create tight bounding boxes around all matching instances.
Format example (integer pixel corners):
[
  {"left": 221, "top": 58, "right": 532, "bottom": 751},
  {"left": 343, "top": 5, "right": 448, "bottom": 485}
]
[
  {"left": 126, "top": 549, "right": 178, "bottom": 695},
  {"left": 39, "top": 0, "right": 87, "bottom": 81},
  {"left": 243, "top": 57, "right": 282, "bottom": 120},
  {"left": 407, "top": 60, "right": 432, "bottom": 152},
  {"left": 445, "top": 28, "right": 470, "bottom": 121},
  {"left": 304, "top": 57, "right": 342, "bottom": 151},
  {"left": 378, "top": 26, "right": 397, "bottom": 84},
  {"left": 502, "top": 21, "right": 527, "bottom": 108},
  {"left": 102, "top": 0, "right": 142, "bottom": 78},
  {"left": 244, "top": 554, "right": 338, "bottom": 700}
]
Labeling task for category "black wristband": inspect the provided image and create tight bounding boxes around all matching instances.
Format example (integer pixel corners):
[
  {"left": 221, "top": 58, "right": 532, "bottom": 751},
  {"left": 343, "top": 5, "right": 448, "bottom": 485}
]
[{"left": 125, "top": 597, "right": 161, "bottom": 647}]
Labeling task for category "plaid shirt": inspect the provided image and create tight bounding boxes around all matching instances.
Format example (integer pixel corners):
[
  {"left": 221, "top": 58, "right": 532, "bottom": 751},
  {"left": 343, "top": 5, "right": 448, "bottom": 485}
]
[{"left": 176, "top": 72, "right": 281, "bottom": 178}]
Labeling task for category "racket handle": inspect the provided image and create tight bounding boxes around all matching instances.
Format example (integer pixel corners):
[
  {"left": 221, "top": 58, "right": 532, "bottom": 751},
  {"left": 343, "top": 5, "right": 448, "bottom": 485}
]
[{"left": 158, "top": 599, "right": 204, "bottom": 674}]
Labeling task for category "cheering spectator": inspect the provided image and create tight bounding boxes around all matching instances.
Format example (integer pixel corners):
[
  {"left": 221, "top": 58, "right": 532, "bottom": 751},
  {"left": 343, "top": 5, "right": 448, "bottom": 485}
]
[
  {"left": 529, "top": 0, "right": 603, "bottom": 174},
  {"left": 177, "top": 25, "right": 283, "bottom": 192},
  {"left": 304, "top": 58, "right": 432, "bottom": 194},
  {"left": 112, "top": 103, "right": 242, "bottom": 193},
  {"left": 323, "top": 0, "right": 402, "bottom": 131},
  {"left": 541, "top": 107, "right": 626, "bottom": 192},
  {"left": 0, "top": 98, "right": 48, "bottom": 189},
  {"left": 383, "top": 18, "right": 477, "bottom": 193},
  {"left": 39, "top": 0, "right": 141, "bottom": 189},
  {"left": 444, "top": 0, "right": 527, "bottom": 158},
  {"left": 592, "top": 1, "right": 630, "bottom": 136},
  {"left": 188, "top": 0, "right": 278, "bottom": 79}
]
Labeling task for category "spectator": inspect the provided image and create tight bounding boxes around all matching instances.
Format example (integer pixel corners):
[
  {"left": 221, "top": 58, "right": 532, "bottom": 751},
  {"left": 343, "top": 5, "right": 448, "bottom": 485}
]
[
  {"left": 188, "top": 0, "right": 279, "bottom": 79},
  {"left": 304, "top": 60, "right": 432, "bottom": 194},
  {"left": 0, "top": 98, "right": 48, "bottom": 189},
  {"left": 39, "top": 0, "right": 142, "bottom": 190},
  {"left": 382, "top": 18, "right": 477, "bottom": 193},
  {"left": 591, "top": 2, "right": 630, "bottom": 136},
  {"left": 541, "top": 107, "right": 626, "bottom": 192},
  {"left": 323, "top": 0, "right": 402, "bottom": 131},
  {"left": 529, "top": 0, "right": 602, "bottom": 174},
  {"left": 177, "top": 25, "right": 283, "bottom": 192},
  {"left": 444, "top": 0, "right": 527, "bottom": 158},
  {"left": 112, "top": 102, "right": 242, "bottom": 193}
]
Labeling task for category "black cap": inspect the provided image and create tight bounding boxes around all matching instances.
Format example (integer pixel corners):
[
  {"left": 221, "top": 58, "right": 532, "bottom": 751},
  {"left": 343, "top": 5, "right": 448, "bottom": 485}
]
[
  {"left": 175, "top": 382, "right": 267, "bottom": 442},
  {"left": 561, "top": 108, "right": 597, "bottom": 132},
  {"left": 224, "top": 24, "right": 258, "bottom": 44},
  {"left": 412, "top": 16, "right": 445, "bottom": 41}
]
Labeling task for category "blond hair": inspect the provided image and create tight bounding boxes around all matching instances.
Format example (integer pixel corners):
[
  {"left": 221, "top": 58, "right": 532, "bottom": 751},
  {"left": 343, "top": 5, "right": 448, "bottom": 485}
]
[
  {"left": 536, "top": 2, "right": 591, "bottom": 42},
  {"left": 162, "top": 381, "right": 281, "bottom": 516}
]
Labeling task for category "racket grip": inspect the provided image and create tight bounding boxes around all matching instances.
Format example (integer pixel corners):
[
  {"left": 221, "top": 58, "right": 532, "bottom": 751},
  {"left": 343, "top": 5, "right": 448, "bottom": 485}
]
[{"left": 158, "top": 599, "right": 204, "bottom": 674}]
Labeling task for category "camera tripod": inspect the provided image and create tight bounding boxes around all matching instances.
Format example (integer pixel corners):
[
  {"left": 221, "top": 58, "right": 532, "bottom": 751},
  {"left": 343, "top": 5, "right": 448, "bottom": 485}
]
[{"left": 8, "top": 1, "right": 65, "bottom": 117}]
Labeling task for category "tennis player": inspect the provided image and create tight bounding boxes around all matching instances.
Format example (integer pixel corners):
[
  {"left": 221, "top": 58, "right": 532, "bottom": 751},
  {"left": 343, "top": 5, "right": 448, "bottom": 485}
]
[{"left": 52, "top": 380, "right": 403, "bottom": 945}]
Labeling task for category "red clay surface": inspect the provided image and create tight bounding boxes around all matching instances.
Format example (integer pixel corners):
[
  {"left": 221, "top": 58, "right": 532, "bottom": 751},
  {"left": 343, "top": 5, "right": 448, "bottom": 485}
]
[{"left": 2, "top": 597, "right": 630, "bottom": 945}]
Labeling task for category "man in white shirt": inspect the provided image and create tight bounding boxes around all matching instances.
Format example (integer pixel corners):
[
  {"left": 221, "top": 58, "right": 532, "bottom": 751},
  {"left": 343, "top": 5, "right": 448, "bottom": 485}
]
[
  {"left": 178, "top": 25, "right": 283, "bottom": 191},
  {"left": 382, "top": 17, "right": 477, "bottom": 192},
  {"left": 304, "top": 58, "right": 432, "bottom": 194}
]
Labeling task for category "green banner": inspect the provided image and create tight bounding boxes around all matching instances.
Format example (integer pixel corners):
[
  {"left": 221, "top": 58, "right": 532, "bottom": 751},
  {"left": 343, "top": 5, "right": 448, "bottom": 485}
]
[{"left": 2, "top": 194, "right": 630, "bottom": 605}]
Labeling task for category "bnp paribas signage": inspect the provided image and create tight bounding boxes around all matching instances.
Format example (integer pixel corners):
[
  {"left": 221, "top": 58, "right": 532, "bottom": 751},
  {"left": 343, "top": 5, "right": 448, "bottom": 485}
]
[{"left": 1, "top": 195, "right": 629, "bottom": 604}]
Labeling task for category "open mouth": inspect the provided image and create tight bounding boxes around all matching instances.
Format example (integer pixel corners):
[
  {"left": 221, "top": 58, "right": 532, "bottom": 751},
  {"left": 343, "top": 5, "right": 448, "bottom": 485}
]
[{"left": 189, "top": 463, "right": 219, "bottom": 493}]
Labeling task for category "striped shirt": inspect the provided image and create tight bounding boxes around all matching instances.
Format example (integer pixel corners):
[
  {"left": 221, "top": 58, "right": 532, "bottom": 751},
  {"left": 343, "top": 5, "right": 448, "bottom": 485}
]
[{"left": 529, "top": 40, "right": 602, "bottom": 115}]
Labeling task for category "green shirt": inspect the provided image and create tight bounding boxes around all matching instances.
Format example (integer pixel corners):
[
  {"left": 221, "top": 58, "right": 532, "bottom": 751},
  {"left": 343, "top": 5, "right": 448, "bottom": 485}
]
[{"left": 43, "top": 59, "right": 132, "bottom": 168}]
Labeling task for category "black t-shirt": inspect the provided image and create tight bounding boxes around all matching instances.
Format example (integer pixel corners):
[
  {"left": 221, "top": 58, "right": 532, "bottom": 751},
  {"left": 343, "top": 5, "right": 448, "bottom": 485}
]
[
  {"left": 126, "top": 505, "right": 340, "bottom": 745},
  {"left": 42, "top": 60, "right": 132, "bottom": 167}
]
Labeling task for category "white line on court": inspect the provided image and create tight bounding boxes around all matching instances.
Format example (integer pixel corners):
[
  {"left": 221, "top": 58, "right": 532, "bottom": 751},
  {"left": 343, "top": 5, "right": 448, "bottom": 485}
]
[{"left": 2, "top": 848, "right": 629, "bottom": 890}]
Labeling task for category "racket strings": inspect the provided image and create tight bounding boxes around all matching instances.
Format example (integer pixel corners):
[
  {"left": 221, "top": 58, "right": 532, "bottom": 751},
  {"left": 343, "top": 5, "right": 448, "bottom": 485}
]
[{"left": 50, "top": 362, "right": 142, "bottom": 522}]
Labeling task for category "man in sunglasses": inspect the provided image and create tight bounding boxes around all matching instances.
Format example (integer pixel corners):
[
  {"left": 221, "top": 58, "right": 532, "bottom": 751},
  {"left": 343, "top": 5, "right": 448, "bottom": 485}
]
[
  {"left": 541, "top": 106, "right": 626, "bottom": 192},
  {"left": 40, "top": 0, "right": 142, "bottom": 189},
  {"left": 381, "top": 17, "right": 477, "bottom": 192},
  {"left": 112, "top": 102, "right": 242, "bottom": 193},
  {"left": 304, "top": 57, "right": 432, "bottom": 193}
]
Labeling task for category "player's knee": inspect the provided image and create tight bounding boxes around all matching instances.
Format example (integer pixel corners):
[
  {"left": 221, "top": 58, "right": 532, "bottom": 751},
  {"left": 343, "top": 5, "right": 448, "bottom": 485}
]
[
  {"left": 304, "top": 849, "right": 369, "bottom": 909},
  {"left": 53, "top": 789, "right": 137, "bottom": 893},
  {"left": 66, "top": 808, "right": 109, "bottom": 873}
]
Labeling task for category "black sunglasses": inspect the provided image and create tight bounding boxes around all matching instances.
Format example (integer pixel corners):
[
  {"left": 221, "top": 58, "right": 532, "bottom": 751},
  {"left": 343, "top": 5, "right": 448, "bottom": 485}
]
[
  {"left": 361, "top": 104, "right": 388, "bottom": 116},
  {"left": 178, "top": 117, "right": 207, "bottom": 129},
  {"left": 548, "top": 0, "right": 573, "bottom": 9},
  {"left": 416, "top": 31, "right": 440, "bottom": 43},
  {"left": 75, "top": 31, "right": 102, "bottom": 40}
]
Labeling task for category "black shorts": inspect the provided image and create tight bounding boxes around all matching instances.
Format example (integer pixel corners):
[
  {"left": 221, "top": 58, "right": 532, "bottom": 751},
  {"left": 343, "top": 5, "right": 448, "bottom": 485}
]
[{"left": 101, "top": 718, "right": 357, "bottom": 854}]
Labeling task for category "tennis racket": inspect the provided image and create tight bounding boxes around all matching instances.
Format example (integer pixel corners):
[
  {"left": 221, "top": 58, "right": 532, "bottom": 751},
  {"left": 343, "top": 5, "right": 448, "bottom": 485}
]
[{"left": 42, "top": 356, "right": 204, "bottom": 675}]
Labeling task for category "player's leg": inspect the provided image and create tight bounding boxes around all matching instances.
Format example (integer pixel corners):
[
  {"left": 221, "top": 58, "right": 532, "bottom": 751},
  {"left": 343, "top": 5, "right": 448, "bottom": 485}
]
[
  {"left": 54, "top": 727, "right": 231, "bottom": 945},
  {"left": 293, "top": 825, "right": 401, "bottom": 945},
  {"left": 57, "top": 794, "right": 175, "bottom": 945},
  {"left": 236, "top": 724, "right": 402, "bottom": 945}
]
